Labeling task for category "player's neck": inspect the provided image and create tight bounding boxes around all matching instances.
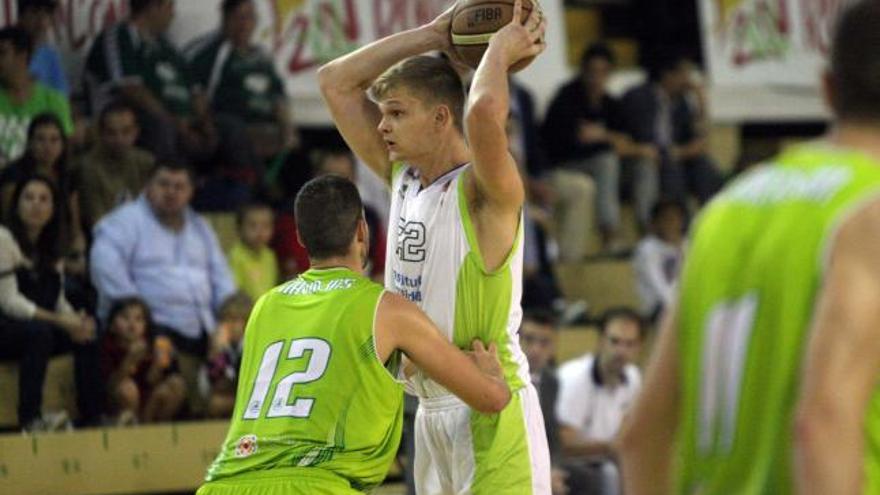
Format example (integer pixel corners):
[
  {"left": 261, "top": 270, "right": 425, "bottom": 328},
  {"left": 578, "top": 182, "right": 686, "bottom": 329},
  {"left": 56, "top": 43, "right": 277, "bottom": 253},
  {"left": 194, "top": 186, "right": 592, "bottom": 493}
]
[
  {"left": 410, "top": 136, "right": 470, "bottom": 186},
  {"left": 310, "top": 256, "right": 361, "bottom": 274},
  {"left": 829, "top": 123, "right": 880, "bottom": 163}
]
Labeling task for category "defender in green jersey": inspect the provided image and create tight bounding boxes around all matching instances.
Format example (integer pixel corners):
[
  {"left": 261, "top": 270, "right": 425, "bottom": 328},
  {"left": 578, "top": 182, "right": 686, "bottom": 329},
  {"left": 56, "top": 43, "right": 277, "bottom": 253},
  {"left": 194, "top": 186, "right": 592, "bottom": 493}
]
[
  {"left": 198, "top": 176, "right": 510, "bottom": 495},
  {"left": 619, "top": 3, "right": 880, "bottom": 494}
]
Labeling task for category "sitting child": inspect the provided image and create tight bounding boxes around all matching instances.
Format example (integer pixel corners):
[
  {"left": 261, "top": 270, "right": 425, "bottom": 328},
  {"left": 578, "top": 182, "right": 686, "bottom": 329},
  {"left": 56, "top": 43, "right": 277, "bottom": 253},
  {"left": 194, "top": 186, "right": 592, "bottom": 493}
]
[
  {"left": 100, "top": 297, "right": 186, "bottom": 424},
  {"left": 206, "top": 293, "right": 253, "bottom": 418}
]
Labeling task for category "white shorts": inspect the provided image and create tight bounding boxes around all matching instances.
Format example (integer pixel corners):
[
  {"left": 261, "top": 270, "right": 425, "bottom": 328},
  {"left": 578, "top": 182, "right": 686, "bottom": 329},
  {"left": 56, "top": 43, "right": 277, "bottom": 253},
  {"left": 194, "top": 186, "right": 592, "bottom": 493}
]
[{"left": 413, "top": 384, "right": 551, "bottom": 494}]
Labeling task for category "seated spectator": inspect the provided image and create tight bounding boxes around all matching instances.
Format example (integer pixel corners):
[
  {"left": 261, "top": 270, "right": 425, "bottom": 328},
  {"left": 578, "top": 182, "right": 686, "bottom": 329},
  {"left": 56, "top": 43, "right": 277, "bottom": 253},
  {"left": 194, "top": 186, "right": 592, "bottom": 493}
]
[
  {"left": 71, "top": 101, "right": 154, "bottom": 233},
  {"left": 0, "top": 26, "right": 72, "bottom": 169},
  {"left": 542, "top": 43, "right": 655, "bottom": 251},
  {"left": 519, "top": 310, "right": 570, "bottom": 495},
  {"left": 83, "top": 0, "right": 216, "bottom": 165},
  {"left": 618, "top": 52, "right": 723, "bottom": 212},
  {"left": 0, "top": 175, "right": 103, "bottom": 430},
  {"left": 100, "top": 296, "right": 186, "bottom": 425},
  {"left": 206, "top": 292, "right": 251, "bottom": 418},
  {"left": 634, "top": 200, "right": 685, "bottom": 321},
  {"left": 187, "top": 0, "right": 298, "bottom": 161},
  {"left": 0, "top": 113, "right": 82, "bottom": 248},
  {"left": 90, "top": 162, "right": 237, "bottom": 415},
  {"left": 274, "top": 149, "right": 386, "bottom": 281},
  {"left": 556, "top": 308, "right": 644, "bottom": 495},
  {"left": 515, "top": 77, "right": 597, "bottom": 263},
  {"left": 228, "top": 201, "right": 279, "bottom": 301},
  {"left": 17, "top": 0, "right": 68, "bottom": 96}
]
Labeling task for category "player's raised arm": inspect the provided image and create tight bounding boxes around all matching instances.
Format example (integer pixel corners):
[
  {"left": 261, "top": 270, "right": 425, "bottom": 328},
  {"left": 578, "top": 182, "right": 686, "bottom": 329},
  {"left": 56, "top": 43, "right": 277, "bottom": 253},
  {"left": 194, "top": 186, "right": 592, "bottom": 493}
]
[
  {"left": 375, "top": 292, "right": 511, "bottom": 414},
  {"left": 793, "top": 199, "right": 880, "bottom": 495},
  {"left": 317, "top": 6, "right": 456, "bottom": 184},
  {"left": 618, "top": 302, "right": 680, "bottom": 495},
  {"left": 464, "top": 0, "right": 545, "bottom": 209}
]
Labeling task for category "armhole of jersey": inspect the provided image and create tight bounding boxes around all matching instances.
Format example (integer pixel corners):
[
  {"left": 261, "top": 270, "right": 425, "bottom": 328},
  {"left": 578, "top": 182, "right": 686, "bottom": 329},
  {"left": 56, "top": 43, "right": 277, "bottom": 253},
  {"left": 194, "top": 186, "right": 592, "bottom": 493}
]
[
  {"left": 456, "top": 172, "right": 523, "bottom": 275},
  {"left": 372, "top": 290, "right": 406, "bottom": 385},
  {"left": 817, "top": 189, "right": 880, "bottom": 278}
]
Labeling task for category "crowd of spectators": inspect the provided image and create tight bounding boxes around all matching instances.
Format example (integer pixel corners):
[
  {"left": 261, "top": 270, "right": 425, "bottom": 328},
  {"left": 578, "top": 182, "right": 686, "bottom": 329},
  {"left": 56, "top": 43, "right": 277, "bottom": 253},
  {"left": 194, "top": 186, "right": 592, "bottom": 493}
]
[{"left": 0, "top": 2, "right": 716, "bottom": 468}]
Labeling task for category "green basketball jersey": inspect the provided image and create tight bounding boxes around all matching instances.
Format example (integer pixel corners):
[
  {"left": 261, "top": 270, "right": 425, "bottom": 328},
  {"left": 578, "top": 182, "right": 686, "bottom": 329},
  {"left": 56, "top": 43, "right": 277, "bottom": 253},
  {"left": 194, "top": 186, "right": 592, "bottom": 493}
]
[
  {"left": 204, "top": 268, "right": 404, "bottom": 492},
  {"left": 676, "top": 143, "right": 880, "bottom": 494}
]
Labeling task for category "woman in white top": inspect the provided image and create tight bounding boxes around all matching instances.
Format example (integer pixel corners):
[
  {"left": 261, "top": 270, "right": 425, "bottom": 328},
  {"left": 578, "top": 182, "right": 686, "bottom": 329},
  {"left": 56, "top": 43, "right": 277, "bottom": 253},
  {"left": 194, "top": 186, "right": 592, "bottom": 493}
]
[{"left": 0, "top": 175, "right": 101, "bottom": 430}]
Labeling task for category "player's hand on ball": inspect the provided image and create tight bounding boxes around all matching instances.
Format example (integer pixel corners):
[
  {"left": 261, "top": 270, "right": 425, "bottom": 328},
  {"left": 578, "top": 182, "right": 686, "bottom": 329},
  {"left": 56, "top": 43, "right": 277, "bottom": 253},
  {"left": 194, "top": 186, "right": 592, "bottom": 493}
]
[
  {"left": 470, "top": 340, "right": 504, "bottom": 380},
  {"left": 490, "top": 0, "right": 547, "bottom": 68}
]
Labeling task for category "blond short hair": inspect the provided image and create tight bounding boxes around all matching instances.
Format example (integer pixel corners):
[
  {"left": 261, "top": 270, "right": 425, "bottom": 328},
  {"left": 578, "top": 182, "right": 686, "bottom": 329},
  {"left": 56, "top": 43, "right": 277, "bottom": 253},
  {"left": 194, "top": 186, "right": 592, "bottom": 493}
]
[{"left": 369, "top": 55, "right": 465, "bottom": 131}]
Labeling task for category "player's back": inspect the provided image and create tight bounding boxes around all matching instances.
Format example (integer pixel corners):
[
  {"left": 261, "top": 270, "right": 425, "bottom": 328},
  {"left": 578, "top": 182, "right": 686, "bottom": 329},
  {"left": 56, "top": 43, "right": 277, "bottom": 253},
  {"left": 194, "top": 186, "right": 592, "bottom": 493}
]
[
  {"left": 203, "top": 268, "right": 403, "bottom": 493},
  {"left": 676, "top": 143, "right": 880, "bottom": 494}
]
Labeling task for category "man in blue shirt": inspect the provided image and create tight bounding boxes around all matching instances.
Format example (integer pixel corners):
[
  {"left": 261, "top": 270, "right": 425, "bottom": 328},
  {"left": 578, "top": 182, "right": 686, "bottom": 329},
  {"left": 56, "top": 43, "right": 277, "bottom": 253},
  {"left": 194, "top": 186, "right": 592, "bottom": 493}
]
[
  {"left": 90, "top": 162, "right": 237, "bottom": 412},
  {"left": 18, "top": 0, "right": 68, "bottom": 96}
]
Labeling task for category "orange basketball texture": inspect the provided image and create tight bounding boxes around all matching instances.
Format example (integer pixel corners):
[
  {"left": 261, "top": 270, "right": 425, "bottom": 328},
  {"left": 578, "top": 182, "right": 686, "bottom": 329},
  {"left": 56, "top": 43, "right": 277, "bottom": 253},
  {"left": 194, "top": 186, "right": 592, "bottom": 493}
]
[{"left": 450, "top": 0, "right": 538, "bottom": 72}]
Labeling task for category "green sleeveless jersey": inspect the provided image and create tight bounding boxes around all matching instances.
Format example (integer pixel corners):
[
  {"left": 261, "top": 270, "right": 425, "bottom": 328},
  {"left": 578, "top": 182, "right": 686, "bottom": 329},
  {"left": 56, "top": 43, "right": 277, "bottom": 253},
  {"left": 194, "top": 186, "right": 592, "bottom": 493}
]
[
  {"left": 204, "top": 268, "right": 404, "bottom": 492},
  {"left": 676, "top": 143, "right": 880, "bottom": 494}
]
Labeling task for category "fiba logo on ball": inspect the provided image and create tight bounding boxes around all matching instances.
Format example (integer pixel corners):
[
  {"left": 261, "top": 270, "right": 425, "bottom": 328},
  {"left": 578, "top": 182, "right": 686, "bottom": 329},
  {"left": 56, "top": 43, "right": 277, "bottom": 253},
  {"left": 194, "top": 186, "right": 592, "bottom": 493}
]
[
  {"left": 467, "top": 7, "right": 504, "bottom": 28},
  {"left": 234, "top": 435, "right": 258, "bottom": 458}
]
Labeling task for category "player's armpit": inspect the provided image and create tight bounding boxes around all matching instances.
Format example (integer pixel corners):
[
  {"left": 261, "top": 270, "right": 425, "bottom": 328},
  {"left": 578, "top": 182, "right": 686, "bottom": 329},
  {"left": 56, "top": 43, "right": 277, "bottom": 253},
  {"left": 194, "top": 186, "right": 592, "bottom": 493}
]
[
  {"left": 794, "top": 198, "right": 880, "bottom": 495},
  {"left": 374, "top": 292, "right": 511, "bottom": 413}
]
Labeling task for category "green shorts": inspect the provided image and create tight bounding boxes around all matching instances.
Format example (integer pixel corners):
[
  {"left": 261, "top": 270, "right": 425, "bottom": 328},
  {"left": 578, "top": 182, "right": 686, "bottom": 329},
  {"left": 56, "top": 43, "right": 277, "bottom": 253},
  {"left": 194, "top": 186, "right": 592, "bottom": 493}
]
[{"left": 197, "top": 467, "right": 361, "bottom": 495}]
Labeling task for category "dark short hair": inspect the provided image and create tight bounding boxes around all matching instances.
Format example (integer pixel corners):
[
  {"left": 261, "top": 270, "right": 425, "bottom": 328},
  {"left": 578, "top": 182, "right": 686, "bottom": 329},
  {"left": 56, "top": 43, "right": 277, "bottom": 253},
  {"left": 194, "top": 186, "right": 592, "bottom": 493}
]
[
  {"left": 370, "top": 56, "right": 466, "bottom": 132},
  {"left": 830, "top": 1, "right": 880, "bottom": 123},
  {"left": 650, "top": 199, "right": 687, "bottom": 223},
  {"left": 235, "top": 200, "right": 273, "bottom": 228},
  {"left": 599, "top": 307, "right": 645, "bottom": 339},
  {"left": 221, "top": 0, "right": 251, "bottom": 17},
  {"left": 98, "top": 100, "right": 138, "bottom": 130},
  {"left": 17, "top": 0, "right": 58, "bottom": 15},
  {"left": 148, "top": 162, "right": 195, "bottom": 182},
  {"left": 294, "top": 175, "right": 363, "bottom": 260},
  {"left": 648, "top": 49, "right": 689, "bottom": 82},
  {"left": 130, "top": 0, "right": 164, "bottom": 16},
  {"left": 522, "top": 309, "right": 559, "bottom": 331},
  {"left": 312, "top": 147, "right": 355, "bottom": 174},
  {"left": 580, "top": 42, "right": 615, "bottom": 68},
  {"left": 107, "top": 297, "right": 153, "bottom": 329},
  {"left": 0, "top": 26, "right": 33, "bottom": 61}
]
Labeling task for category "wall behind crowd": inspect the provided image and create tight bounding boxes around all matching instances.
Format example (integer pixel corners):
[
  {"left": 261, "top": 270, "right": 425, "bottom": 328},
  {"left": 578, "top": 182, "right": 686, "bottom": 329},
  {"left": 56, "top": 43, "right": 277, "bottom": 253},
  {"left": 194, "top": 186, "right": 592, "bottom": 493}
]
[{"left": 0, "top": 0, "right": 572, "bottom": 124}]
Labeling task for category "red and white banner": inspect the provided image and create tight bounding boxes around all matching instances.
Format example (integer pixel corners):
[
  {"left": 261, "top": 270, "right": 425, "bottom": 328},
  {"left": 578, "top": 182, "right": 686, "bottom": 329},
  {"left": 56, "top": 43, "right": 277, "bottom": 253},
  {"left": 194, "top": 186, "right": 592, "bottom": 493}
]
[
  {"left": 1, "top": 0, "right": 569, "bottom": 124},
  {"left": 699, "top": 0, "right": 853, "bottom": 88}
]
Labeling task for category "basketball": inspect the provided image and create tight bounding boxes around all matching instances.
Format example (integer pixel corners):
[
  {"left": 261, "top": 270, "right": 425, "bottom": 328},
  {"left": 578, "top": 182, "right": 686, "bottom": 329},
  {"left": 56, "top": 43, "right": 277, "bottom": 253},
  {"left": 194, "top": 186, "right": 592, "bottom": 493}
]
[{"left": 450, "top": 0, "right": 539, "bottom": 72}]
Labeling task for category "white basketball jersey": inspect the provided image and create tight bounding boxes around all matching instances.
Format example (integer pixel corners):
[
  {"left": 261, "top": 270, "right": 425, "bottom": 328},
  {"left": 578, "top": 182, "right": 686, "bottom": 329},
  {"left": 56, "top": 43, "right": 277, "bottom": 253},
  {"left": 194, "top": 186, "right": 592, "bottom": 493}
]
[{"left": 385, "top": 164, "right": 529, "bottom": 398}]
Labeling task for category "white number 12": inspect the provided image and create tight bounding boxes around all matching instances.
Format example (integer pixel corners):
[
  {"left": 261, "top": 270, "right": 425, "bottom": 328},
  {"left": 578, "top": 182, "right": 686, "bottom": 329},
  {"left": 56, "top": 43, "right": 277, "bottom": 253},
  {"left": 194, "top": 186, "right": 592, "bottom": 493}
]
[{"left": 243, "top": 338, "right": 332, "bottom": 420}]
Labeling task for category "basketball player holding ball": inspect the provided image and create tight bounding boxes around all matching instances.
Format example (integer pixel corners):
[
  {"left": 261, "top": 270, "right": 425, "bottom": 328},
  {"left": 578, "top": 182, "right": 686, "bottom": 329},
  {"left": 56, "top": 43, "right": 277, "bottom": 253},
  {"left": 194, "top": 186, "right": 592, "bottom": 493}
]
[{"left": 319, "top": 0, "right": 550, "bottom": 493}]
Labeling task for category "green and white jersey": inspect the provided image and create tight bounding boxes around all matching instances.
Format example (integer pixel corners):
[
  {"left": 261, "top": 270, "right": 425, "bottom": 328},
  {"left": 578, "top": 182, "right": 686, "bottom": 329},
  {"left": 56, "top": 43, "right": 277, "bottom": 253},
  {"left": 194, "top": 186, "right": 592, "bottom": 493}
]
[
  {"left": 84, "top": 23, "right": 193, "bottom": 116},
  {"left": 0, "top": 82, "right": 72, "bottom": 166},
  {"left": 676, "top": 143, "right": 880, "bottom": 494},
  {"left": 386, "top": 164, "right": 528, "bottom": 397},
  {"left": 186, "top": 32, "right": 285, "bottom": 124},
  {"left": 204, "top": 268, "right": 404, "bottom": 492}
]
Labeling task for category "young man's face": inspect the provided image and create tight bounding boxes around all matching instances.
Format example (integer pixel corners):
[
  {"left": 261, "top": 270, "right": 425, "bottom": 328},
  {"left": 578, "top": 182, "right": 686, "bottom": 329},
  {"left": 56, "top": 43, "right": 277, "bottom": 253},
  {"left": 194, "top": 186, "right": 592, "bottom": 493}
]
[
  {"left": 0, "top": 41, "right": 26, "bottom": 82},
  {"left": 224, "top": 0, "right": 257, "bottom": 47},
  {"left": 655, "top": 207, "right": 685, "bottom": 244},
  {"left": 100, "top": 110, "right": 140, "bottom": 156},
  {"left": 519, "top": 319, "right": 556, "bottom": 373},
  {"left": 19, "top": 8, "right": 54, "bottom": 40},
  {"left": 376, "top": 87, "right": 448, "bottom": 165},
  {"left": 148, "top": 0, "right": 176, "bottom": 34},
  {"left": 598, "top": 317, "right": 642, "bottom": 374},
  {"left": 582, "top": 57, "right": 612, "bottom": 94}
]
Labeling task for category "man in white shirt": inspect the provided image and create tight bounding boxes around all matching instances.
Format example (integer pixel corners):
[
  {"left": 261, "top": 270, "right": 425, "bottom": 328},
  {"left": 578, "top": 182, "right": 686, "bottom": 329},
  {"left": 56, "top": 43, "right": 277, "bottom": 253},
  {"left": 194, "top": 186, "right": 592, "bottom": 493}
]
[{"left": 556, "top": 307, "right": 644, "bottom": 494}]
